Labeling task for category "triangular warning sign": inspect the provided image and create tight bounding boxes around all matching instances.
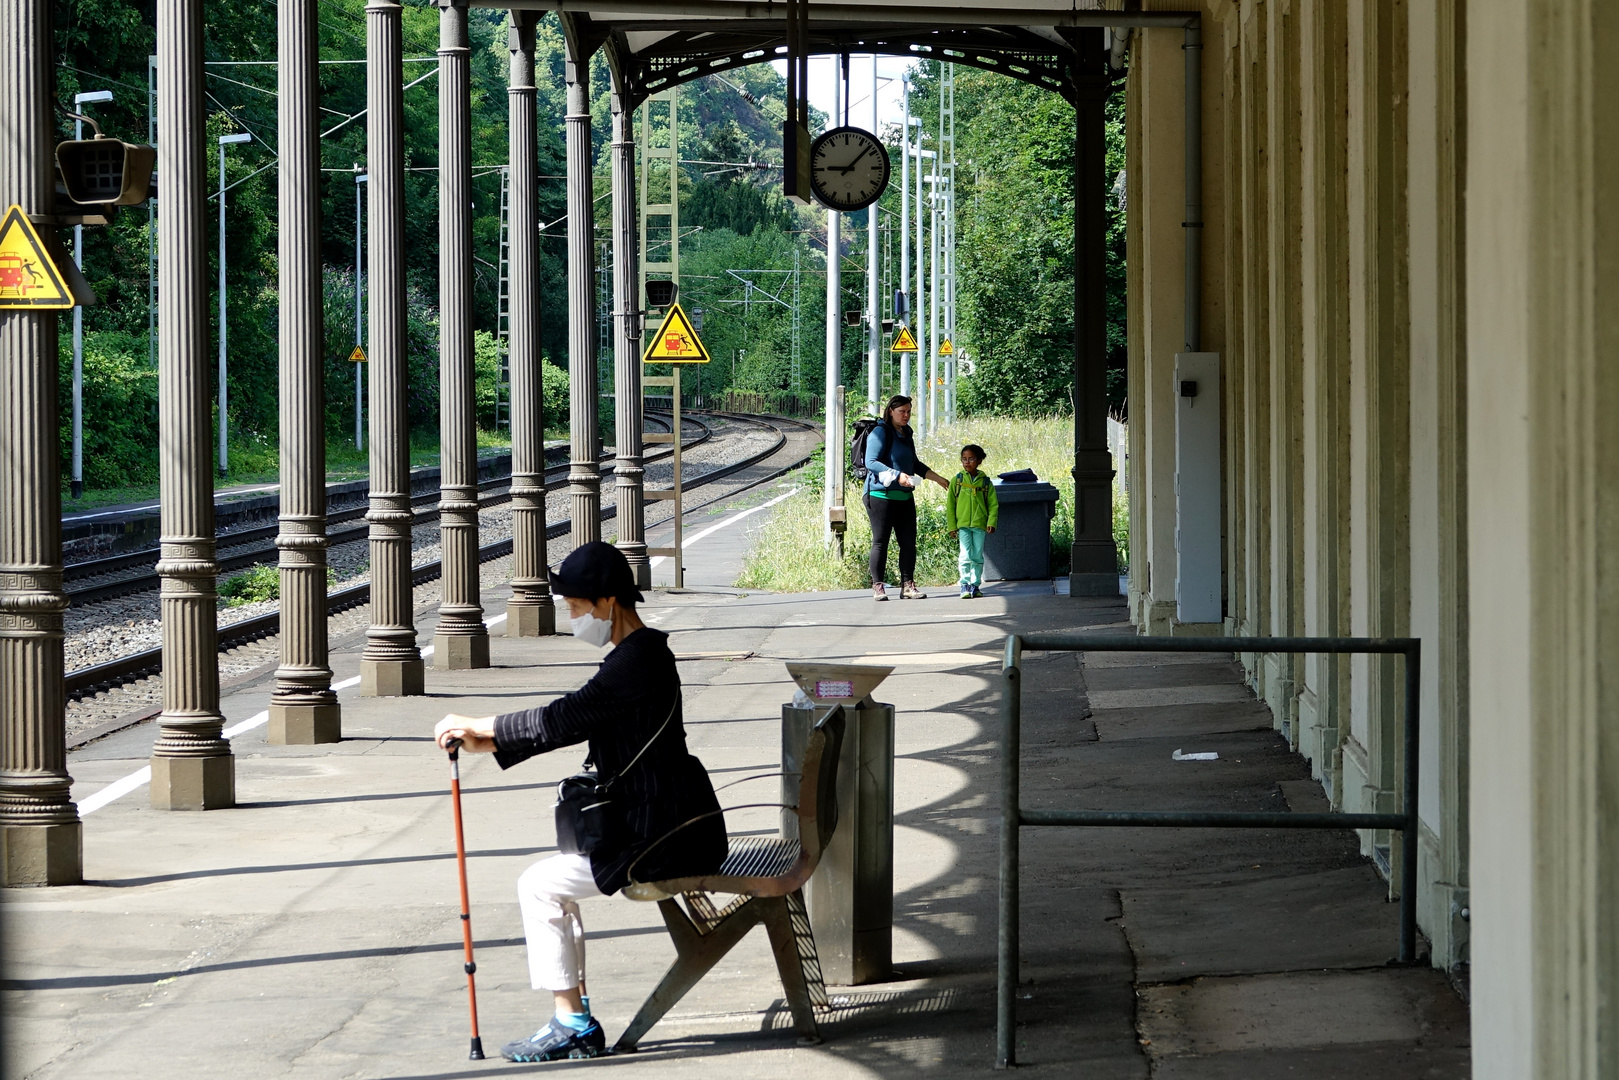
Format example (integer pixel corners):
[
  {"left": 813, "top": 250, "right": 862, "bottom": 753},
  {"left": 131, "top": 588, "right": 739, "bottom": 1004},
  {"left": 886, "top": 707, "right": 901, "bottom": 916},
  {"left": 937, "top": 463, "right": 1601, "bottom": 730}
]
[
  {"left": 940, "top": 337, "right": 954, "bottom": 356},
  {"left": 0, "top": 205, "right": 72, "bottom": 309},
  {"left": 642, "top": 302, "right": 711, "bottom": 364},
  {"left": 349, "top": 346, "right": 367, "bottom": 362},
  {"left": 890, "top": 326, "right": 919, "bottom": 353}
]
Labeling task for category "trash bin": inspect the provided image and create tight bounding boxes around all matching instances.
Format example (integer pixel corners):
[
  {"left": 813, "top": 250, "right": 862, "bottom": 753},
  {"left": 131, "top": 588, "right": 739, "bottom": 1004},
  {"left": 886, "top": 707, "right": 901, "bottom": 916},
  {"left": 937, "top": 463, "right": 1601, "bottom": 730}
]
[
  {"left": 780, "top": 662, "right": 895, "bottom": 986},
  {"left": 983, "top": 479, "right": 1059, "bottom": 580}
]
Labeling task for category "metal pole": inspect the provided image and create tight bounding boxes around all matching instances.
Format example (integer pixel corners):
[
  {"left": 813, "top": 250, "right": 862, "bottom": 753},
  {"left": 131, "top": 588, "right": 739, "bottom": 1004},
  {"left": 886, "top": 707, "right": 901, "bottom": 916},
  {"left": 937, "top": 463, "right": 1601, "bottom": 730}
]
[
  {"left": 269, "top": 0, "right": 340, "bottom": 745},
  {"left": 563, "top": 20, "right": 600, "bottom": 549},
  {"left": 1183, "top": 22, "right": 1203, "bottom": 353},
  {"left": 866, "top": 55, "right": 880, "bottom": 415},
  {"left": 354, "top": 167, "right": 366, "bottom": 451},
  {"left": 914, "top": 122, "right": 925, "bottom": 424},
  {"left": 1401, "top": 642, "right": 1421, "bottom": 963},
  {"left": 70, "top": 91, "right": 110, "bottom": 500},
  {"left": 433, "top": 0, "right": 488, "bottom": 670},
  {"left": 504, "top": 12, "right": 555, "bottom": 636},
  {"left": 610, "top": 72, "right": 649, "bottom": 586},
  {"left": 150, "top": 0, "right": 235, "bottom": 807},
  {"left": 360, "top": 0, "right": 426, "bottom": 697},
  {"left": 929, "top": 144, "right": 939, "bottom": 435},
  {"left": 900, "top": 74, "right": 913, "bottom": 401},
  {"left": 996, "top": 635, "right": 1023, "bottom": 1069},
  {"left": 0, "top": 0, "right": 82, "bottom": 880},
  {"left": 218, "top": 141, "right": 227, "bottom": 476},
  {"left": 824, "top": 63, "right": 842, "bottom": 546}
]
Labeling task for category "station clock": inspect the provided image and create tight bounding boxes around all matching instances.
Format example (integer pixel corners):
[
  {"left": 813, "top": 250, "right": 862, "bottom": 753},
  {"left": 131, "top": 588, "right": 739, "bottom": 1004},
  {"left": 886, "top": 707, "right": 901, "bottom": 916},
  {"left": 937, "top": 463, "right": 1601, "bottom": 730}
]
[{"left": 808, "top": 126, "right": 891, "bottom": 213}]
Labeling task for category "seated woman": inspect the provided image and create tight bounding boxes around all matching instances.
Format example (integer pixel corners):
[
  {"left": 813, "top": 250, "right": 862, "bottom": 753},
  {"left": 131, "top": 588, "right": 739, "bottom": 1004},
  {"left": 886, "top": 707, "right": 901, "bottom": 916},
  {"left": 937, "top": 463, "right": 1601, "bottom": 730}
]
[{"left": 434, "top": 541, "right": 727, "bottom": 1062}]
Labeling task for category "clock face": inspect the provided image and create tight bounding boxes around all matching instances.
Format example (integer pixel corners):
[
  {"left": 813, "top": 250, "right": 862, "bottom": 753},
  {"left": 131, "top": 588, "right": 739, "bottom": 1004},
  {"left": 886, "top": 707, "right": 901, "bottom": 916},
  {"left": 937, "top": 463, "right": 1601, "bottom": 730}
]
[{"left": 809, "top": 126, "right": 891, "bottom": 213}]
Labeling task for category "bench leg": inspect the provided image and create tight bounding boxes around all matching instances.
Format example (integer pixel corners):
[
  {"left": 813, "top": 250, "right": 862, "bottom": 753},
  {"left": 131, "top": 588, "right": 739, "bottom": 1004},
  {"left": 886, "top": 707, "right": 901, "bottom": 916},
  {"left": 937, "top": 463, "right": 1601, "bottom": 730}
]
[
  {"left": 613, "top": 897, "right": 764, "bottom": 1053},
  {"left": 761, "top": 891, "right": 822, "bottom": 1044}
]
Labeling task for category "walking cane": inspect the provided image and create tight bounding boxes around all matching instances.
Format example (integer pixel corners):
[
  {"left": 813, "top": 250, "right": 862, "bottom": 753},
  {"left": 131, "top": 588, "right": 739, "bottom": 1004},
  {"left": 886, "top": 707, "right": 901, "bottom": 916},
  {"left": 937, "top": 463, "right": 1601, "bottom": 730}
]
[{"left": 446, "top": 739, "right": 485, "bottom": 1060}]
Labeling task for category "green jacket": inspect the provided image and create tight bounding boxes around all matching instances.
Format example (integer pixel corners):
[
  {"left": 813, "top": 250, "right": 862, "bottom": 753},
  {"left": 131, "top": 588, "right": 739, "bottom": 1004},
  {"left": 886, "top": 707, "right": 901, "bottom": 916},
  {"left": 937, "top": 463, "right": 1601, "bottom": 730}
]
[{"left": 946, "top": 471, "right": 999, "bottom": 531}]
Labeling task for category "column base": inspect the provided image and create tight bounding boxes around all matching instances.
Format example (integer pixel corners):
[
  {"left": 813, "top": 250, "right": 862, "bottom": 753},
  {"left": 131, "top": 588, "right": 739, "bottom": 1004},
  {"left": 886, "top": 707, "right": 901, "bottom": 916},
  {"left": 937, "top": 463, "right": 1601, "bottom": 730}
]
[
  {"left": 433, "top": 632, "right": 490, "bottom": 670},
  {"left": 150, "top": 754, "right": 236, "bottom": 810},
  {"left": 1143, "top": 599, "right": 1178, "bottom": 634},
  {"left": 506, "top": 601, "right": 556, "bottom": 637},
  {"left": 268, "top": 702, "right": 342, "bottom": 745},
  {"left": 360, "top": 658, "right": 426, "bottom": 698},
  {"left": 1068, "top": 572, "right": 1121, "bottom": 597},
  {"left": 2, "top": 821, "right": 83, "bottom": 886}
]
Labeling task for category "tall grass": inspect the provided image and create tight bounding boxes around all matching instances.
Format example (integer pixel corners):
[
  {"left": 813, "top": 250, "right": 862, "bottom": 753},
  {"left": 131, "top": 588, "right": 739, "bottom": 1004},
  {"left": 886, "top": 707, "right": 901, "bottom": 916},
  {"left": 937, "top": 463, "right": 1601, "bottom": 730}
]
[{"left": 737, "top": 415, "right": 1086, "bottom": 591}]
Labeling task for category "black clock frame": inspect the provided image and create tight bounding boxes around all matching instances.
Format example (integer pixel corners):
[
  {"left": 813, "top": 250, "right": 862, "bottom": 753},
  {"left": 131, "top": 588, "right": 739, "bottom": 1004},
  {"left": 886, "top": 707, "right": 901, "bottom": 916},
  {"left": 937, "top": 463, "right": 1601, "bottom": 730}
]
[{"left": 808, "top": 125, "right": 892, "bottom": 213}]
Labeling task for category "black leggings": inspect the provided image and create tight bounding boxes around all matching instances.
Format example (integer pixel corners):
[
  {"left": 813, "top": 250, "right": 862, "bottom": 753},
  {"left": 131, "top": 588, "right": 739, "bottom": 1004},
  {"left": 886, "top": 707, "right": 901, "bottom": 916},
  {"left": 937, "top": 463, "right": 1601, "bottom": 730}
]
[{"left": 865, "top": 494, "right": 917, "bottom": 585}]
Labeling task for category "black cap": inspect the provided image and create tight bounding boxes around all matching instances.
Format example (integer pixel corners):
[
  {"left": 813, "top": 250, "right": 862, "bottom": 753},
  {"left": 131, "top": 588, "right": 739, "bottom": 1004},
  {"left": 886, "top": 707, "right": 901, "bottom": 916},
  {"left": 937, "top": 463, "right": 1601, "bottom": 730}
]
[{"left": 551, "top": 541, "right": 644, "bottom": 605}]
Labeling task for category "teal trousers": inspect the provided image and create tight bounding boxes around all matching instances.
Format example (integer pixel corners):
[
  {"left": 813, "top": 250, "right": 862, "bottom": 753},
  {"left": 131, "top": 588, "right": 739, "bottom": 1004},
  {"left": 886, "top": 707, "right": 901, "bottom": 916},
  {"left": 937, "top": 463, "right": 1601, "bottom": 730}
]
[{"left": 957, "top": 527, "right": 987, "bottom": 588}]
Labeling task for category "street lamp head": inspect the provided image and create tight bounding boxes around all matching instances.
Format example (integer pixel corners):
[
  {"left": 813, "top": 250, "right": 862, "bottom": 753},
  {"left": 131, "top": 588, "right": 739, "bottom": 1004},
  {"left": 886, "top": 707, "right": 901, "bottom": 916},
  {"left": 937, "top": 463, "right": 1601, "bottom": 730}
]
[
  {"left": 74, "top": 90, "right": 114, "bottom": 106},
  {"left": 219, "top": 132, "right": 252, "bottom": 146}
]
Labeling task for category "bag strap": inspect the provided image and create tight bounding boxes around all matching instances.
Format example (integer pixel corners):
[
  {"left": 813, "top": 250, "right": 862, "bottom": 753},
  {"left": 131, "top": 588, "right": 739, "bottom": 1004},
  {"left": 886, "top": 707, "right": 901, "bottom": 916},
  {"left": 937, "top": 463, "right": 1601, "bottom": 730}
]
[{"left": 600, "top": 695, "right": 679, "bottom": 791}]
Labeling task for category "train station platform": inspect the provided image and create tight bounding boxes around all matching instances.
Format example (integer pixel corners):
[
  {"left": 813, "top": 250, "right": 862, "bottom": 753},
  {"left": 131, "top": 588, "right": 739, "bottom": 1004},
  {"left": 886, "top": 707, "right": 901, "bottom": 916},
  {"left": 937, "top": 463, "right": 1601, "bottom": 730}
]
[{"left": 5, "top": 567, "right": 1469, "bottom": 1078}]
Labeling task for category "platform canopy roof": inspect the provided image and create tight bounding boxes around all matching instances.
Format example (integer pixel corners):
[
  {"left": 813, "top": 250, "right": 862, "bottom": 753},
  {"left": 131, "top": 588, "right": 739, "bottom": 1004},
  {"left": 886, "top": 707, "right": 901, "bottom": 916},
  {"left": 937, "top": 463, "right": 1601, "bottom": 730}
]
[{"left": 472, "top": 0, "right": 1199, "bottom": 106}]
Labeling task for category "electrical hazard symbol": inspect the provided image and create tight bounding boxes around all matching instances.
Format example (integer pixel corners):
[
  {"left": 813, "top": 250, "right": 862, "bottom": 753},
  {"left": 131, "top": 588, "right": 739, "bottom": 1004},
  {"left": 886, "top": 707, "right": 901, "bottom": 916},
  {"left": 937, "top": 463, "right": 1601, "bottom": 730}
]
[
  {"left": 0, "top": 205, "right": 73, "bottom": 309},
  {"left": 642, "top": 302, "right": 711, "bottom": 364},
  {"left": 889, "top": 326, "right": 918, "bottom": 353},
  {"left": 939, "top": 337, "right": 954, "bottom": 356},
  {"left": 349, "top": 346, "right": 367, "bottom": 362}
]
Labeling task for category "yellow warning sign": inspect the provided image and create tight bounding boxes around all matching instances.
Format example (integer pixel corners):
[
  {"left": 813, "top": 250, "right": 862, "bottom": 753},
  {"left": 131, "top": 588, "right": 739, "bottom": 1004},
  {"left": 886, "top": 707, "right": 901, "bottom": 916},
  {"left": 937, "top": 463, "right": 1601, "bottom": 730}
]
[
  {"left": 349, "top": 346, "right": 367, "bottom": 362},
  {"left": 642, "top": 302, "right": 710, "bottom": 364},
  {"left": 940, "top": 337, "right": 954, "bottom": 356},
  {"left": 890, "top": 326, "right": 919, "bottom": 353},
  {"left": 0, "top": 205, "right": 73, "bottom": 309}
]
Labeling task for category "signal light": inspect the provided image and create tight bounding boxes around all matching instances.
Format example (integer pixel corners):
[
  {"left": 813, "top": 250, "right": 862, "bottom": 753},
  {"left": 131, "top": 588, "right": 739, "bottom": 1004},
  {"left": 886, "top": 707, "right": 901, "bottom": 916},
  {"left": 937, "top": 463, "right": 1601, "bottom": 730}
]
[{"left": 56, "top": 138, "right": 156, "bottom": 206}]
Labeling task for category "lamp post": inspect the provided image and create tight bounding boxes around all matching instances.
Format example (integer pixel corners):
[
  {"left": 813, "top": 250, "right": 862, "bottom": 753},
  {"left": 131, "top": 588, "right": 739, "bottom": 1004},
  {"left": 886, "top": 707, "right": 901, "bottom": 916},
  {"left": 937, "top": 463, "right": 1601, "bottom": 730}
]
[
  {"left": 354, "top": 166, "right": 367, "bottom": 451},
  {"left": 71, "top": 89, "right": 114, "bottom": 500},
  {"left": 217, "top": 131, "right": 252, "bottom": 478}
]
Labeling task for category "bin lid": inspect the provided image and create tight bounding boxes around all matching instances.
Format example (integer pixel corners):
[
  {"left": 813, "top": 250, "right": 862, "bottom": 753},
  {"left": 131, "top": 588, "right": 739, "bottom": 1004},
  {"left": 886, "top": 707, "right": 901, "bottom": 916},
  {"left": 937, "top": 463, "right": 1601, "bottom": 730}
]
[
  {"left": 786, "top": 661, "right": 894, "bottom": 704},
  {"left": 990, "top": 480, "right": 1060, "bottom": 503}
]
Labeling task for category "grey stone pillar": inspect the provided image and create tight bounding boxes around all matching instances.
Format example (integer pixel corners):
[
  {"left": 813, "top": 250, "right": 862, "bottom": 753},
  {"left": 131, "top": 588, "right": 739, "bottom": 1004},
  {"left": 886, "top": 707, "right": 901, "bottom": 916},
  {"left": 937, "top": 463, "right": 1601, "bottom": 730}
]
[
  {"left": 361, "top": 0, "right": 425, "bottom": 696},
  {"left": 564, "top": 29, "right": 601, "bottom": 549},
  {"left": 610, "top": 79, "right": 649, "bottom": 586},
  {"left": 1069, "top": 32, "right": 1121, "bottom": 596},
  {"left": 0, "top": 0, "right": 82, "bottom": 881},
  {"left": 269, "top": 0, "right": 340, "bottom": 745},
  {"left": 505, "top": 13, "right": 556, "bottom": 637},
  {"left": 150, "top": 0, "right": 235, "bottom": 808},
  {"left": 432, "top": 0, "right": 489, "bottom": 669}
]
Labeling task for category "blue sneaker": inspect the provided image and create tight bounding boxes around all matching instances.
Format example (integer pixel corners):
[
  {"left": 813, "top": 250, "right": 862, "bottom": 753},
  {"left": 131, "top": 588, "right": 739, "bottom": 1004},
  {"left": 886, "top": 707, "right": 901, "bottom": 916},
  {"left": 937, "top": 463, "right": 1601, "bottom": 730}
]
[
  {"left": 500, "top": 1019, "right": 607, "bottom": 1062},
  {"left": 960, "top": 587, "right": 972, "bottom": 599}
]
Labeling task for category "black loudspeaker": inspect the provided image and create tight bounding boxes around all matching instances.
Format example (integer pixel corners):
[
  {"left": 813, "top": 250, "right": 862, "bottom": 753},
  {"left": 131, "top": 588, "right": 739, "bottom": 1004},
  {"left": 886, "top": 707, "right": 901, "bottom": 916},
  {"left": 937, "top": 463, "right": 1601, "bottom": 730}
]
[
  {"left": 645, "top": 279, "right": 678, "bottom": 308},
  {"left": 56, "top": 139, "right": 156, "bottom": 206}
]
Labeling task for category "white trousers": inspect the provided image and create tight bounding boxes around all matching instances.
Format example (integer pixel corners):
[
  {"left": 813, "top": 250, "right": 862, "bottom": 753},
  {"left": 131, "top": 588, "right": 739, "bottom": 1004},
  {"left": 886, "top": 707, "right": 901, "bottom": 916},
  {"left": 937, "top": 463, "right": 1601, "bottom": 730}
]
[{"left": 517, "top": 853, "right": 604, "bottom": 992}]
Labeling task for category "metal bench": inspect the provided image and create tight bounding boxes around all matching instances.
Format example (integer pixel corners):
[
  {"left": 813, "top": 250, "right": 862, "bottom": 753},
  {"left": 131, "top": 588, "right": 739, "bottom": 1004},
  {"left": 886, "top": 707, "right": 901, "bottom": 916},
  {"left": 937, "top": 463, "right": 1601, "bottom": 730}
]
[{"left": 613, "top": 704, "right": 847, "bottom": 1052}]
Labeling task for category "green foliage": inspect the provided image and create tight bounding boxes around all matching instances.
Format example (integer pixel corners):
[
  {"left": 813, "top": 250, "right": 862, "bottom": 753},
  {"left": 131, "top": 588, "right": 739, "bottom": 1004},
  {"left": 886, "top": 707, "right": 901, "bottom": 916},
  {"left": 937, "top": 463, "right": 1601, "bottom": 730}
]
[
  {"left": 218, "top": 565, "right": 280, "bottom": 607},
  {"left": 56, "top": 331, "right": 159, "bottom": 488},
  {"left": 473, "top": 329, "right": 569, "bottom": 433}
]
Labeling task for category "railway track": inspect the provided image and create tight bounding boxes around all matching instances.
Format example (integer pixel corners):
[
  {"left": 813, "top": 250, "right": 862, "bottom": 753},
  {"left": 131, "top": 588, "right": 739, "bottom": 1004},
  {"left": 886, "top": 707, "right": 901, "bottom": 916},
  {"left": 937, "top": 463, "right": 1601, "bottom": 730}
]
[
  {"left": 63, "top": 411, "right": 818, "bottom": 701},
  {"left": 61, "top": 411, "right": 703, "bottom": 605}
]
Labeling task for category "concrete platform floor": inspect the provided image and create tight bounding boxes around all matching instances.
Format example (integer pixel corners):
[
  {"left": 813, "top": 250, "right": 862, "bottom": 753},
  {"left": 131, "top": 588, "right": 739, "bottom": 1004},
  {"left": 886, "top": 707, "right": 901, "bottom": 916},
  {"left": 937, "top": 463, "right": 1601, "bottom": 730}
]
[{"left": 3, "top": 579, "right": 1469, "bottom": 1079}]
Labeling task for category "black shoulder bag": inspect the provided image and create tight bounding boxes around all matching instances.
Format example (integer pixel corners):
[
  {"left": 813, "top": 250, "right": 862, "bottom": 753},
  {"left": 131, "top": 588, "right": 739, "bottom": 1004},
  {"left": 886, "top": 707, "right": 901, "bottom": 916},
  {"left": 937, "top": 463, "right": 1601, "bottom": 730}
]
[{"left": 554, "top": 698, "right": 677, "bottom": 856}]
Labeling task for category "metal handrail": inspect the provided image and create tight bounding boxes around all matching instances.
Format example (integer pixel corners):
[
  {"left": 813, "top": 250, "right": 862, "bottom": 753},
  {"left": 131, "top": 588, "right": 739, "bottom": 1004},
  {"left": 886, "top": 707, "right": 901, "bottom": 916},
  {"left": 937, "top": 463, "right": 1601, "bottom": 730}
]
[{"left": 996, "top": 633, "right": 1420, "bottom": 1070}]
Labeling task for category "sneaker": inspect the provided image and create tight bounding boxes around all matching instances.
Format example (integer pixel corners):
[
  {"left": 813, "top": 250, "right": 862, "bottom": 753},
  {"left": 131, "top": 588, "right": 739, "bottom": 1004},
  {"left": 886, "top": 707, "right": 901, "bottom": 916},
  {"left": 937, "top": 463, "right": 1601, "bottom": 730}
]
[
  {"left": 901, "top": 581, "right": 925, "bottom": 600},
  {"left": 972, "top": 585, "right": 984, "bottom": 599},
  {"left": 500, "top": 1019, "right": 607, "bottom": 1062},
  {"left": 873, "top": 583, "right": 889, "bottom": 601},
  {"left": 960, "top": 587, "right": 973, "bottom": 599}
]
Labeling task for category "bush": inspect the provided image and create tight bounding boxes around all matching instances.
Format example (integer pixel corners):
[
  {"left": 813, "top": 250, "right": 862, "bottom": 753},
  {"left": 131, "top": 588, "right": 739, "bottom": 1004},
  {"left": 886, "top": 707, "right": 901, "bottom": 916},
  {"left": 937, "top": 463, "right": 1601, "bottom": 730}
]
[
  {"left": 57, "top": 331, "right": 160, "bottom": 489},
  {"left": 218, "top": 564, "right": 280, "bottom": 606}
]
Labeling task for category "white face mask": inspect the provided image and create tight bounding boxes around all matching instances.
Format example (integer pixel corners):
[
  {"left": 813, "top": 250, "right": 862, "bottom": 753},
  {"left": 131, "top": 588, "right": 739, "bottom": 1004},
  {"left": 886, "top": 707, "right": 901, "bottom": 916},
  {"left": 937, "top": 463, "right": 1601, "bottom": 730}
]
[{"left": 569, "top": 611, "right": 613, "bottom": 648}]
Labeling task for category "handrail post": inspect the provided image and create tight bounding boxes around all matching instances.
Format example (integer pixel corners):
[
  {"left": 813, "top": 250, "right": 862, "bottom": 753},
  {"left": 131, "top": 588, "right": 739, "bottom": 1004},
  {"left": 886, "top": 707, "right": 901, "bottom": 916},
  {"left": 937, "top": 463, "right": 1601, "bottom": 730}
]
[
  {"left": 1400, "top": 640, "right": 1421, "bottom": 963},
  {"left": 997, "top": 635, "right": 1023, "bottom": 1069}
]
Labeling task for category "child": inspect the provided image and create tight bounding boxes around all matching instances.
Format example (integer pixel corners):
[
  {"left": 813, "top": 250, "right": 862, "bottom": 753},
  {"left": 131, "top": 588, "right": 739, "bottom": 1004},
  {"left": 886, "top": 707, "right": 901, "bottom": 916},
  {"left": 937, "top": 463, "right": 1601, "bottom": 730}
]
[{"left": 946, "top": 444, "right": 999, "bottom": 599}]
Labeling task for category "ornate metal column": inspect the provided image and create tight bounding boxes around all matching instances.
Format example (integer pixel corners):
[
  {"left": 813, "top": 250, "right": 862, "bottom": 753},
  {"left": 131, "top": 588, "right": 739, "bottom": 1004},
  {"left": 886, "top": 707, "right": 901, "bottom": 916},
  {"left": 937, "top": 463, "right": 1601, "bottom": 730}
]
[
  {"left": 1068, "top": 31, "right": 1121, "bottom": 596},
  {"left": 505, "top": 13, "right": 555, "bottom": 636},
  {"left": 0, "top": 0, "right": 81, "bottom": 880},
  {"left": 564, "top": 23, "right": 601, "bottom": 549},
  {"left": 269, "top": 0, "right": 340, "bottom": 744},
  {"left": 432, "top": 0, "right": 489, "bottom": 669},
  {"left": 361, "top": 0, "right": 425, "bottom": 696},
  {"left": 609, "top": 71, "right": 649, "bottom": 586},
  {"left": 148, "top": 0, "right": 235, "bottom": 809}
]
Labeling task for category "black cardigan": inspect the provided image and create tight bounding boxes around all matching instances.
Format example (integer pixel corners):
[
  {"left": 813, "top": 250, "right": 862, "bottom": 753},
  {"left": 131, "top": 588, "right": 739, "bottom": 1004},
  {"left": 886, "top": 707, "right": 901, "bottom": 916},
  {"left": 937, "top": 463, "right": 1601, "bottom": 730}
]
[{"left": 492, "top": 627, "right": 727, "bottom": 894}]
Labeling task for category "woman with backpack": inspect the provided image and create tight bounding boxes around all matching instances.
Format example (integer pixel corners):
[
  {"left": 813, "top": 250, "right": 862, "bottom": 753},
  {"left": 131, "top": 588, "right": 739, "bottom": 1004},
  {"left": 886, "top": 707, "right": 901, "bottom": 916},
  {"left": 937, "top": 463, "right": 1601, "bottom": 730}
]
[{"left": 860, "top": 395, "right": 949, "bottom": 600}]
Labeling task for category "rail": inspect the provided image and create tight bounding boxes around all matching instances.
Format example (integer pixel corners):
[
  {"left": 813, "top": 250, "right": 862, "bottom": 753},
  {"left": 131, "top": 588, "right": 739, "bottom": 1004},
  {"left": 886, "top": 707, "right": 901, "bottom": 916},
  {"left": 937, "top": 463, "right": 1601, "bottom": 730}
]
[{"left": 995, "top": 632, "right": 1420, "bottom": 1070}]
